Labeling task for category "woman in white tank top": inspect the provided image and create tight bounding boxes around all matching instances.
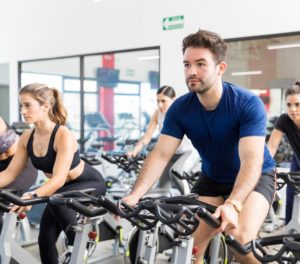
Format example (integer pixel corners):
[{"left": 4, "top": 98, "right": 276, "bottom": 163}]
[{"left": 127, "top": 86, "right": 199, "bottom": 190}]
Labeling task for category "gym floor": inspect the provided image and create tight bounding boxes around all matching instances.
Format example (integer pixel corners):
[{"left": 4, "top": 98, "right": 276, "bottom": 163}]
[
  {"left": 25, "top": 228, "right": 171, "bottom": 263},
  {"left": 23, "top": 223, "right": 285, "bottom": 264}
]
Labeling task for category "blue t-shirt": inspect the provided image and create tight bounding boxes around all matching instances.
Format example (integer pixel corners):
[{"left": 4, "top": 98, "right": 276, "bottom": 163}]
[{"left": 161, "top": 81, "right": 275, "bottom": 183}]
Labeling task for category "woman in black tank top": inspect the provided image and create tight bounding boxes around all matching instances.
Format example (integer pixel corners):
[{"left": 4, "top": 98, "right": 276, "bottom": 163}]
[
  {"left": 0, "top": 83, "right": 106, "bottom": 264},
  {"left": 268, "top": 82, "right": 300, "bottom": 225}
]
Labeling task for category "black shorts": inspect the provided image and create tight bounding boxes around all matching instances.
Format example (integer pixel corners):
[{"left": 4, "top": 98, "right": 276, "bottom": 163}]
[{"left": 191, "top": 170, "right": 276, "bottom": 205}]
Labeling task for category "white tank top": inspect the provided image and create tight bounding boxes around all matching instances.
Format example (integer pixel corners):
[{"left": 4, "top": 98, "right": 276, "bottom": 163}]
[{"left": 157, "top": 111, "right": 193, "bottom": 154}]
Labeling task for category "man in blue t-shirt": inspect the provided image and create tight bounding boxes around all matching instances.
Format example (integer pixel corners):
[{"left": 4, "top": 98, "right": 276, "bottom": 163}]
[{"left": 123, "top": 29, "right": 276, "bottom": 263}]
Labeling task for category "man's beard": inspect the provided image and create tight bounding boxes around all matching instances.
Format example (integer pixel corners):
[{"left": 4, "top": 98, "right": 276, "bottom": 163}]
[{"left": 186, "top": 79, "right": 210, "bottom": 95}]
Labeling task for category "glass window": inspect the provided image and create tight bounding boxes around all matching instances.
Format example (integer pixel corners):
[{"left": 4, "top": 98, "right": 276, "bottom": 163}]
[
  {"left": 83, "top": 49, "right": 159, "bottom": 153},
  {"left": 21, "top": 57, "right": 80, "bottom": 138},
  {"left": 224, "top": 34, "right": 300, "bottom": 118},
  {"left": 20, "top": 47, "right": 160, "bottom": 153}
]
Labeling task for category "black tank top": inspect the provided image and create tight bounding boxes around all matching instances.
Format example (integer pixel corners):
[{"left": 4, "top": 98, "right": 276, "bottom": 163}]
[
  {"left": 0, "top": 156, "right": 13, "bottom": 171},
  {"left": 27, "top": 124, "right": 81, "bottom": 173}
]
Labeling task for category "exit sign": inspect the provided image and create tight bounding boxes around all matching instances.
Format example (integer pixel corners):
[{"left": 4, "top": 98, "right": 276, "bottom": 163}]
[{"left": 162, "top": 15, "right": 184, "bottom": 31}]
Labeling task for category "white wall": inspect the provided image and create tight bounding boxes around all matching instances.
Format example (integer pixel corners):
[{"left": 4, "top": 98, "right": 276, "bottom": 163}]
[
  {"left": 1, "top": 0, "right": 300, "bottom": 121},
  {"left": 0, "top": 64, "right": 9, "bottom": 85}
]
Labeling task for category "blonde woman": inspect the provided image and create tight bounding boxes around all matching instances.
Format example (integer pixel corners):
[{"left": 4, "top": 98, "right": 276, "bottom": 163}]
[{"left": 0, "top": 83, "right": 106, "bottom": 264}]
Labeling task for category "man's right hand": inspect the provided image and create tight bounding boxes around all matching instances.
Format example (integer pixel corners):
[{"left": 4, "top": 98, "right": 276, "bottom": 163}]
[
  {"left": 113, "top": 193, "right": 141, "bottom": 221},
  {"left": 122, "top": 192, "right": 141, "bottom": 207},
  {"left": 213, "top": 203, "right": 239, "bottom": 232}
]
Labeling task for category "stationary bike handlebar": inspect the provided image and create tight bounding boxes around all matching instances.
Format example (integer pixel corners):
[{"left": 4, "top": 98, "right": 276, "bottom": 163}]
[
  {"left": 101, "top": 153, "right": 146, "bottom": 173},
  {"left": 116, "top": 199, "right": 158, "bottom": 230},
  {"left": 251, "top": 233, "right": 300, "bottom": 262},
  {"left": 49, "top": 188, "right": 97, "bottom": 206},
  {"left": 171, "top": 169, "right": 201, "bottom": 186},
  {"left": 97, "top": 195, "right": 158, "bottom": 230},
  {"left": 283, "top": 236, "right": 300, "bottom": 260},
  {"left": 157, "top": 194, "right": 217, "bottom": 213},
  {"left": 225, "top": 233, "right": 300, "bottom": 261},
  {"left": 142, "top": 194, "right": 216, "bottom": 236},
  {"left": 80, "top": 154, "right": 102, "bottom": 166},
  {"left": 49, "top": 189, "right": 107, "bottom": 218},
  {"left": 276, "top": 171, "right": 300, "bottom": 191},
  {"left": 196, "top": 207, "right": 254, "bottom": 256},
  {"left": 154, "top": 203, "right": 185, "bottom": 224},
  {"left": 197, "top": 207, "right": 221, "bottom": 228},
  {"left": 225, "top": 236, "right": 252, "bottom": 255},
  {"left": 0, "top": 202, "right": 11, "bottom": 212},
  {"left": 0, "top": 189, "right": 49, "bottom": 206},
  {"left": 154, "top": 203, "right": 199, "bottom": 236},
  {"left": 197, "top": 207, "right": 300, "bottom": 258},
  {"left": 97, "top": 195, "right": 119, "bottom": 215},
  {"left": 0, "top": 188, "right": 22, "bottom": 212}
]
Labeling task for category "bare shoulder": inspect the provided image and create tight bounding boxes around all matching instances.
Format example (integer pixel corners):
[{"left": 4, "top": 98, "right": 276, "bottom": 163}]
[
  {"left": 56, "top": 125, "right": 77, "bottom": 146},
  {"left": 152, "top": 110, "right": 159, "bottom": 122},
  {"left": 18, "top": 128, "right": 34, "bottom": 148}
]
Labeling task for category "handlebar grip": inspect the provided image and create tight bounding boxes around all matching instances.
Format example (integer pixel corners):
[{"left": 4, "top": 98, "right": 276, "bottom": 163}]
[
  {"left": 0, "top": 190, "right": 49, "bottom": 206},
  {"left": 49, "top": 194, "right": 67, "bottom": 206},
  {"left": 0, "top": 202, "right": 10, "bottom": 212},
  {"left": 0, "top": 188, "right": 18, "bottom": 208},
  {"left": 197, "top": 207, "right": 220, "bottom": 228},
  {"left": 1, "top": 188, "right": 19, "bottom": 194},
  {"left": 225, "top": 235, "right": 251, "bottom": 255}
]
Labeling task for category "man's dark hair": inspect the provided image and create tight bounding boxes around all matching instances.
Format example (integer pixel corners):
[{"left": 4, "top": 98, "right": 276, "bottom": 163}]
[
  {"left": 285, "top": 81, "right": 300, "bottom": 98},
  {"left": 182, "top": 29, "right": 227, "bottom": 64}
]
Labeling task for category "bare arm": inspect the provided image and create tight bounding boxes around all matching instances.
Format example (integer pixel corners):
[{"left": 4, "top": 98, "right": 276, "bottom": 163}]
[
  {"left": 128, "top": 111, "right": 159, "bottom": 156},
  {"left": 227, "top": 136, "right": 265, "bottom": 204},
  {"left": 126, "top": 134, "right": 181, "bottom": 202},
  {"left": 0, "top": 131, "right": 30, "bottom": 187},
  {"left": 267, "top": 128, "right": 283, "bottom": 157},
  {"left": 33, "top": 127, "right": 79, "bottom": 196}
]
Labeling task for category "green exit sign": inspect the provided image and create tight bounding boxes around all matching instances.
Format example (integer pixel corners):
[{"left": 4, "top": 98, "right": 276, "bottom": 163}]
[{"left": 163, "top": 15, "right": 184, "bottom": 31}]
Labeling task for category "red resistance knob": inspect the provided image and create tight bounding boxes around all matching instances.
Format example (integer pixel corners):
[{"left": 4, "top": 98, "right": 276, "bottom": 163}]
[
  {"left": 18, "top": 212, "right": 26, "bottom": 220},
  {"left": 88, "top": 231, "right": 97, "bottom": 240},
  {"left": 192, "top": 246, "right": 199, "bottom": 255}
]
